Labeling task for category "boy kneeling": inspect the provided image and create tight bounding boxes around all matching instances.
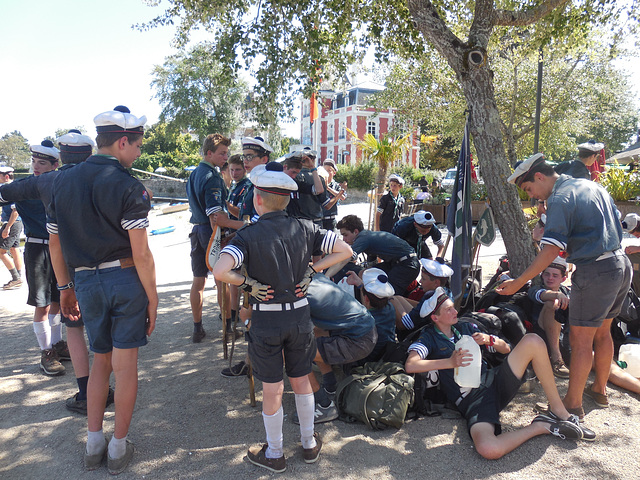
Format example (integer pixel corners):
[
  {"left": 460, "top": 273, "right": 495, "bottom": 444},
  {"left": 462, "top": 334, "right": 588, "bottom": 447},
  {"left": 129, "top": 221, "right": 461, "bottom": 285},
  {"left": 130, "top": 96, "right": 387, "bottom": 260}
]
[{"left": 405, "top": 288, "right": 595, "bottom": 460}]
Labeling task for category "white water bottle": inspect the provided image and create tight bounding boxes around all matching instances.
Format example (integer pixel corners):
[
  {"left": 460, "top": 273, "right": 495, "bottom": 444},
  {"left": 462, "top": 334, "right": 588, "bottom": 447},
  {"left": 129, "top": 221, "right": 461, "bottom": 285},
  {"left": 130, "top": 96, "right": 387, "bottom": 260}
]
[{"left": 454, "top": 335, "right": 481, "bottom": 388}]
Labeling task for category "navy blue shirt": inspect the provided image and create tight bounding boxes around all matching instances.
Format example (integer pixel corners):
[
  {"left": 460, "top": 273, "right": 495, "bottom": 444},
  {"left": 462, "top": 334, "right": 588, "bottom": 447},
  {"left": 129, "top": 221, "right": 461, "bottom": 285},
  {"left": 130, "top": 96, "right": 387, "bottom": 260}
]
[
  {"left": 220, "top": 210, "right": 338, "bottom": 304},
  {"left": 351, "top": 229, "right": 415, "bottom": 262},
  {"left": 323, "top": 180, "right": 342, "bottom": 218},
  {"left": 238, "top": 181, "right": 258, "bottom": 221},
  {"left": 554, "top": 160, "right": 590, "bottom": 180},
  {"left": 377, "top": 191, "right": 405, "bottom": 232},
  {"left": 392, "top": 215, "right": 444, "bottom": 259},
  {"left": 370, "top": 303, "right": 397, "bottom": 344},
  {"left": 0, "top": 175, "right": 52, "bottom": 239},
  {"left": 47, "top": 155, "right": 151, "bottom": 268},
  {"left": 228, "top": 177, "right": 251, "bottom": 221},
  {"left": 308, "top": 273, "right": 375, "bottom": 338},
  {"left": 186, "top": 161, "right": 228, "bottom": 225}
]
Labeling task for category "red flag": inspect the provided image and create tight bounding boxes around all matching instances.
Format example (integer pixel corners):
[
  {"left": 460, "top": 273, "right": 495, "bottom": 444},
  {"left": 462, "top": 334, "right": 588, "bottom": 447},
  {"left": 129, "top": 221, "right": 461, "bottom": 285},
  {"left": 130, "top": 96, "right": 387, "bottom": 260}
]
[{"left": 310, "top": 92, "right": 319, "bottom": 125}]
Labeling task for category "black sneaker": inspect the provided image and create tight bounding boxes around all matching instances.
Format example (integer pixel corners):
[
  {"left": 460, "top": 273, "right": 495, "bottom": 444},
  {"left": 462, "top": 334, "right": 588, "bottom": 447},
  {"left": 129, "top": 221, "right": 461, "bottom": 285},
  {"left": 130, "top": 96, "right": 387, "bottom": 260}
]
[
  {"left": 565, "top": 413, "right": 596, "bottom": 441},
  {"left": 293, "top": 401, "right": 338, "bottom": 424},
  {"left": 221, "top": 361, "right": 248, "bottom": 377},
  {"left": 532, "top": 413, "right": 582, "bottom": 440},
  {"left": 192, "top": 329, "right": 206, "bottom": 343},
  {"left": 66, "top": 387, "right": 116, "bottom": 415}
]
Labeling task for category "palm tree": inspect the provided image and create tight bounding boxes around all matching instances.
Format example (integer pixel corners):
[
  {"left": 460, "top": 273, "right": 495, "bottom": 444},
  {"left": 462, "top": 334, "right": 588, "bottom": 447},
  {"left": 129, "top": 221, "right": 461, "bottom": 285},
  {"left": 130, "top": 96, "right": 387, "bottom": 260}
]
[{"left": 346, "top": 128, "right": 412, "bottom": 200}]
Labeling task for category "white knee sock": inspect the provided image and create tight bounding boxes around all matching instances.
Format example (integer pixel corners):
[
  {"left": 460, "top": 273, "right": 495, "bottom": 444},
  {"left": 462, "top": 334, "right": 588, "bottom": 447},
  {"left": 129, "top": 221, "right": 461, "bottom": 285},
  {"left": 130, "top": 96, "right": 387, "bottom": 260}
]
[
  {"left": 33, "top": 320, "right": 51, "bottom": 350},
  {"left": 48, "top": 314, "right": 62, "bottom": 344},
  {"left": 294, "top": 393, "right": 317, "bottom": 449},
  {"left": 262, "top": 407, "right": 284, "bottom": 459},
  {"left": 86, "top": 429, "right": 106, "bottom": 455},
  {"left": 108, "top": 434, "right": 127, "bottom": 459}
]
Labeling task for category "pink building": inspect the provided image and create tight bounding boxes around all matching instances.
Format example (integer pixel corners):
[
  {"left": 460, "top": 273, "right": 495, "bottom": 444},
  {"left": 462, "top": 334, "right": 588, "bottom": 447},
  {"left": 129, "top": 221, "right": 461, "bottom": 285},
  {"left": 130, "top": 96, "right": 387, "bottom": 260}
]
[{"left": 300, "top": 82, "right": 420, "bottom": 167}]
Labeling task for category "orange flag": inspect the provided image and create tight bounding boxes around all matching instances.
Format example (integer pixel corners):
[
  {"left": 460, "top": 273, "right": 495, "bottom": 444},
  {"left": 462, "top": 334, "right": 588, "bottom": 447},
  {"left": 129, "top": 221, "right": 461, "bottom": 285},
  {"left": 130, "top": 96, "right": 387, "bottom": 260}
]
[{"left": 310, "top": 92, "right": 319, "bottom": 124}]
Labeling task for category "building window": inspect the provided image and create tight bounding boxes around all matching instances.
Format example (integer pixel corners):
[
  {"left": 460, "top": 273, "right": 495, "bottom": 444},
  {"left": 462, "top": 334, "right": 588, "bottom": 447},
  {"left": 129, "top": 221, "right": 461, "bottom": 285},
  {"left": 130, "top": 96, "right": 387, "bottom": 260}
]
[
  {"left": 328, "top": 124, "right": 334, "bottom": 141},
  {"left": 339, "top": 123, "right": 346, "bottom": 140},
  {"left": 367, "top": 121, "right": 377, "bottom": 138},
  {"left": 328, "top": 150, "right": 333, "bottom": 159}
]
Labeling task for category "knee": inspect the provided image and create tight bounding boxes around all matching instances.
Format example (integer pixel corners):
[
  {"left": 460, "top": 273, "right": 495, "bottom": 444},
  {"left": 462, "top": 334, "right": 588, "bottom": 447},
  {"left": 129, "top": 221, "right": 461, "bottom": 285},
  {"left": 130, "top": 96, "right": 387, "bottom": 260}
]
[
  {"left": 474, "top": 441, "right": 504, "bottom": 460},
  {"left": 521, "top": 333, "right": 546, "bottom": 350}
]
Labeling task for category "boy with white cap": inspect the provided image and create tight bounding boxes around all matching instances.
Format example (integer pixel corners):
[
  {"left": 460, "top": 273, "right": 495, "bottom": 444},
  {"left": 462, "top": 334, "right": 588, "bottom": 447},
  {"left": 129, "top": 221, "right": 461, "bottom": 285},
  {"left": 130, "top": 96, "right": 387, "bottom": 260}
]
[
  {"left": 213, "top": 162, "right": 352, "bottom": 473},
  {"left": 376, "top": 173, "right": 405, "bottom": 232},
  {"left": 0, "top": 165, "right": 23, "bottom": 290},
  {"left": 554, "top": 140, "right": 604, "bottom": 180},
  {"left": 48, "top": 106, "right": 157, "bottom": 474},
  {"left": 0, "top": 140, "right": 67, "bottom": 375},
  {"left": 527, "top": 256, "right": 571, "bottom": 378},
  {"left": 392, "top": 210, "right": 445, "bottom": 259},
  {"left": 498, "top": 153, "right": 631, "bottom": 422}
]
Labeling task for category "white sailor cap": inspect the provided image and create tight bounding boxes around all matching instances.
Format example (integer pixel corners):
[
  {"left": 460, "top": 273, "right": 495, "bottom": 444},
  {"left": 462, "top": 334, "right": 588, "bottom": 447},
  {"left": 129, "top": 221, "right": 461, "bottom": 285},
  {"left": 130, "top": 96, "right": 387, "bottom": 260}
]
[
  {"left": 388, "top": 173, "right": 405, "bottom": 185},
  {"left": 0, "top": 165, "right": 14, "bottom": 174},
  {"left": 302, "top": 147, "right": 317, "bottom": 159},
  {"left": 420, "top": 257, "right": 453, "bottom": 278},
  {"left": 30, "top": 140, "right": 60, "bottom": 161},
  {"left": 419, "top": 287, "right": 450, "bottom": 318},
  {"left": 577, "top": 140, "right": 604, "bottom": 153},
  {"left": 622, "top": 213, "right": 640, "bottom": 233},
  {"left": 94, "top": 105, "right": 146, "bottom": 134},
  {"left": 548, "top": 256, "right": 568, "bottom": 274},
  {"left": 323, "top": 158, "right": 337, "bottom": 169},
  {"left": 57, "top": 129, "right": 95, "bottom": 153},
  {"left": 507, "top": 152, "right": 545, "bottom": 186},
  {"left": 414, "top": 210, "right": 436, "bottom": 226},
  {"left": 242, "top": 136, "right": 273, "bottom": 154},
  {"left": 250, "top": 161, "right": 298, "bottom": 195},
  {"left": 362, "top": 268, "right": 395, "bottom": 299}
]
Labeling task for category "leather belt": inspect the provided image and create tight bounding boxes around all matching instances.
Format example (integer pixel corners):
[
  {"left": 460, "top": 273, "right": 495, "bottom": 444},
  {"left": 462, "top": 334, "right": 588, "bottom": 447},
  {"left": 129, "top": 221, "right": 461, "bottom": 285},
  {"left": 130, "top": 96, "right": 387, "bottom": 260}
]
[
  {"left": 253, "top": 298, "right": 309, "bottom": 312},
  {"left": 75, "top": 257, "right": 135, "bottom": 272}
]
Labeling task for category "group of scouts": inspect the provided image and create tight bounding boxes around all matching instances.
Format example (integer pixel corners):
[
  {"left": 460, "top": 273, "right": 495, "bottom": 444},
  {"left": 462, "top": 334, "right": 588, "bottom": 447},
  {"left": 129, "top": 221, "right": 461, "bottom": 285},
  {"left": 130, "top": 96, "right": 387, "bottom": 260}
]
[{"left": 0, "top": 115, "right": 633, "bottom": 473}]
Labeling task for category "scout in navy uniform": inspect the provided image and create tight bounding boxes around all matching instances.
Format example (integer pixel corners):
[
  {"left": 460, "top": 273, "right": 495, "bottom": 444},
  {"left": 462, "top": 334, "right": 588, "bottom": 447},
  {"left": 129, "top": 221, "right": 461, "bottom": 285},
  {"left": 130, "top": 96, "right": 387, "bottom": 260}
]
[
  {"left": 320, "top": 158, "right": 347, "bottom": 231},
  {"left": 282, "top": 151, "right": 325, "bottom": 222},
  {"left": 185, "top": 133, "right": 232, "bottom": 343},
  {"left": 237, "top": 136, "right": 272, "bottom": 222},
  {"left": 0, "top": 140, "right": 68, "bottom": 375},
  {"left": 212, "top": 162, "right": 352, "bottom": 473},
  {"left": 392, "top": 210, "right": 445, "bottom": 259},
  {"left": 0, "top": 165, "right": 24, "bottom": 289},
  {"left": 405, "top": 288, "right": 595, "bottom": 460},
  {"left": 333, "top": 214, "right": 420, "bottom": 296},
  {"left": 498, "top": 153, "right": 632, "bottom": 422},
  {"left": 376, "top": 173, "right": 405, "bottom": 232},
  {"left": 226, "top": 154, "right": 250, "bottom": 221},
  {"left": 47, "top": 106, "right": 158, "bottom": 475},
  {"left": 554, "top": 140, "right": 603, "bottom": 180},
  {"left": 390, "top": 257, "right": 454, "bottom": 340},
  {"left": 1, "top": 130, "right": 107, "bottom": 413}
]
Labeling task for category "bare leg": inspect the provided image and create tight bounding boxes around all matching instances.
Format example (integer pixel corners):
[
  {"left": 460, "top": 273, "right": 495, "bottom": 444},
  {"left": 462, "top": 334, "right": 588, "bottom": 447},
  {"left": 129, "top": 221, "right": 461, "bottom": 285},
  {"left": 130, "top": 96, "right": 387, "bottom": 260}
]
[
  {"left": 539, "top": 303, "right": 563, "bottom": 362},
  {"left": 190, "top": 276, "right": 206, "bottom": 325},
  {"left": 564, "top": 325, "right": 597, "bottom": 409},
  {"left": 67, "top": 326, "right": 90, "bottom": 378},
  {"left": 262, "top": 381, "right": 285, "bottom": 415},
  {"left": 0, "top": 248, "right": 15, "bottom": 270},
  {"left": 470, "top": 421, "right": 551, "bottom": 460},
  {"left": 87, "top": 352, "right": 112, "bottom": 432},
  {"left": 590, "top": 318, "right": 614, "bottom": 396},
  {"left": 11, "top": 246, "right": 23, "bottom": 272},
  {"left": 111, "top": 347, "right": 139, "bottom": 439},
  {"left": 606, "top": 361, "right": 640, "bottom": 394}
]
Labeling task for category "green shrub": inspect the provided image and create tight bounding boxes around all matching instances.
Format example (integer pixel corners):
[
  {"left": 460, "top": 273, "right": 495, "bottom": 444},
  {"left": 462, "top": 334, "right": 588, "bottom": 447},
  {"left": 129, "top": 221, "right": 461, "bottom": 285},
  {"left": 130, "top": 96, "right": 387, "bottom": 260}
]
[
  {"left": 335, "top": 161, "right": 376, "bottom": 190},
  {"left": 600, "top": 163, "right": 640, "bottom": 201}
]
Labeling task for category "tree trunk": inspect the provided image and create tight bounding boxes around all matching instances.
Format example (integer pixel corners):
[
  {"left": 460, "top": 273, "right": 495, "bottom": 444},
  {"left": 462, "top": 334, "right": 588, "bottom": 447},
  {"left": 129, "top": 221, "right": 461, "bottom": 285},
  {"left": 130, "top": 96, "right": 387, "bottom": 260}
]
[{"left": 407, "top": 0, "right": 537, "bottom": 276}]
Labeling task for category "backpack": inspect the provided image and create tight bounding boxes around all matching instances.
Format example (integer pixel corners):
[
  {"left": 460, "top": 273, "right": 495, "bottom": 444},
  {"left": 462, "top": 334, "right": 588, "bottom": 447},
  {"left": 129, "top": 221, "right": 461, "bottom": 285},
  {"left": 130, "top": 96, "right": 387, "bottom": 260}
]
[{"left": 335, "top": 361, "right": 415, "bottom": 429}]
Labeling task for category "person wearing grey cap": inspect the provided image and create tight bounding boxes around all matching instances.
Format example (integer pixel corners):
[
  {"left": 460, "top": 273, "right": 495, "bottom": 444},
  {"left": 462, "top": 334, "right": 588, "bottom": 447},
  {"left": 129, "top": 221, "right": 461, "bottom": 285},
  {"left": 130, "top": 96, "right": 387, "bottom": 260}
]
[
  {"left": 497, "top": 153, "right": 631, "bottom": 423},
  {"left": 375, "top": 173, "right": 405, "bottom": 232},
  {"left": 554, "top": 140, "right": 604, "bottom": 180}
]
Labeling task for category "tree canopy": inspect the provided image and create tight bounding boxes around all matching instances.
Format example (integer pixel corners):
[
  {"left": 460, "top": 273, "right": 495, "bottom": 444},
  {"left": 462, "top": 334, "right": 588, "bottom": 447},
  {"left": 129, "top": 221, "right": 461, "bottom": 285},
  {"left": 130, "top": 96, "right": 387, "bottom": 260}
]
[
  {"left": 0, "top": 131, "right": 31, "bottom": 169},
  {"left": 151, "top": 42, "right": 250, "bottom": 141}
]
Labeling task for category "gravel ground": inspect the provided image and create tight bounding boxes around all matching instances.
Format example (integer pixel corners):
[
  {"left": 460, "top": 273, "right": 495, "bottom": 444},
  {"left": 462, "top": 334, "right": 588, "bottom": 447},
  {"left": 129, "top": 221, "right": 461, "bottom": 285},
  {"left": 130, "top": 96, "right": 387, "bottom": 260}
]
[{"left": 1, "top": 203, "right": 639, "bottom": 479}]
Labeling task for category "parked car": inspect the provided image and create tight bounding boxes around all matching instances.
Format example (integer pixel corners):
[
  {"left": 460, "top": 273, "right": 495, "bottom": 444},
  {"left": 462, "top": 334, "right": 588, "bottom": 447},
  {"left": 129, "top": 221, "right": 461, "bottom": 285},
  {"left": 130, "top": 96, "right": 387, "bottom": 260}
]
[{"left": 441, "top": 167, "right": 457, "bottom": 192}]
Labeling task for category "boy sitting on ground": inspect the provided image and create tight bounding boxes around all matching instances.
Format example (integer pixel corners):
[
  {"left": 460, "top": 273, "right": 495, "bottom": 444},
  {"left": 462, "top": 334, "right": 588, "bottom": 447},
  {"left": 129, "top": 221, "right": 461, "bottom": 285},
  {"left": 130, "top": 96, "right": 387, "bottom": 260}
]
[
  {"left": 405, "top": 287, "right": 595, "bottom": 460},
  {"left": 527, "top": 256, "right": 571, "bottom": 378}
]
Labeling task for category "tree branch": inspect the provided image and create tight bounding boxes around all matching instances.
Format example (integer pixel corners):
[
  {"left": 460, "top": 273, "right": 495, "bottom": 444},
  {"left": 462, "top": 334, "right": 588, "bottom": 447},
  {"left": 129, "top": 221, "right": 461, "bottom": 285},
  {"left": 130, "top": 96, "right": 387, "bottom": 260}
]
[{"left": 495, "top": 0, "right": 571, "bottom": 27}]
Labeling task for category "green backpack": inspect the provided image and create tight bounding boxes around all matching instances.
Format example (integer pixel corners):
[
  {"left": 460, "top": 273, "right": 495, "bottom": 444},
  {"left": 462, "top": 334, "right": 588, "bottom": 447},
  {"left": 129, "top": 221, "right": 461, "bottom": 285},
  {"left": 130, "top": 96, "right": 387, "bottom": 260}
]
[{"left": 335, "top": 360, "right": 415, "bottom": 430}]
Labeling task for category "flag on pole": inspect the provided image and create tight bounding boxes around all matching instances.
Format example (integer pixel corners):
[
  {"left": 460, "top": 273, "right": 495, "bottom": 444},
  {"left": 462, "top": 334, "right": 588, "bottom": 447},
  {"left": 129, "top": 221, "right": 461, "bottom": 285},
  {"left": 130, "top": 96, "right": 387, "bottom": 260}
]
[
  {"left": 310, "top": 92, "right": 319, "bottom": 125},
  {"left": 446, "top": 119, "right": 472, "bottom": 300}
]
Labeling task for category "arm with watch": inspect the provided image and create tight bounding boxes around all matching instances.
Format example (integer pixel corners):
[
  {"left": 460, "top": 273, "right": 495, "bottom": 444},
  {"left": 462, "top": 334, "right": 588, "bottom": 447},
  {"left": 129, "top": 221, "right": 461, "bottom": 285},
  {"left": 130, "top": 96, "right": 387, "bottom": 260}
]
[{"left": 48, "top": 233, "right": 81, "bottom": 321}]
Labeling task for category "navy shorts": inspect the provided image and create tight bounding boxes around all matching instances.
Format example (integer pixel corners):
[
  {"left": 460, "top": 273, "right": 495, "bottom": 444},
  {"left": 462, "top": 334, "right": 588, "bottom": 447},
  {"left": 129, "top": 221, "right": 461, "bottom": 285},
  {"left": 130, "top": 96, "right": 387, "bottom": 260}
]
[
  {"left": 458, "top": 360, "right": 524, "bottom": 435},
  {"left": 24, "top": 242, "right": 60, "bottom": 308},
  {"left": 74, "top": 266, "right": 148, "bottom": 354},
  {"left": 378, "top": 258, "right": 420, "bottom": 295},
  {"left": 0, "top": 220, "right": 22, "bottom": 250},
  {"left": 570, "top": 254, "right": 632, "bottom": 327},
  {"left": 248, "top": 305, "right": 316, "bottom": 383},
  {"left": 316, "top": 326, "right": 377, "bottom": 365},
  {"left": 189, "top": 224, "right": 212, "bottom": 278}
]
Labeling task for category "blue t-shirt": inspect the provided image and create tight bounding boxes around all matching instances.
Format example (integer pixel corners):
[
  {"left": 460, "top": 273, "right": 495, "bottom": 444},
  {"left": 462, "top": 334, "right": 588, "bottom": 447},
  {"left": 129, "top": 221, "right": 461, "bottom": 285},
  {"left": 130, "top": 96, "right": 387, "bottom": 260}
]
[
  {"left": 186, "top": 161, "right": 228, "bottom": 225},
  {"left": 370, "top": 303, "right": 396, "bottom": 344},
  {"left": 351, "top": 229, "right": 415, "bottom": 262},
  {"left": 542, "top": 175, "right": 621, "bottom": 265},
  {"left": 228, "top": 177, "right": 251, "bottom": 221}
]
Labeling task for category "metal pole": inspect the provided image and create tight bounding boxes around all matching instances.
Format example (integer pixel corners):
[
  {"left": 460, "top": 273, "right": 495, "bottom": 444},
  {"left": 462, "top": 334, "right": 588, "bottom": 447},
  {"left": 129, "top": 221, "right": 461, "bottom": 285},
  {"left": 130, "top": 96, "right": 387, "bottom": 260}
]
[{"left": 533, "top": 47, "right": 543, "bottom": 154}]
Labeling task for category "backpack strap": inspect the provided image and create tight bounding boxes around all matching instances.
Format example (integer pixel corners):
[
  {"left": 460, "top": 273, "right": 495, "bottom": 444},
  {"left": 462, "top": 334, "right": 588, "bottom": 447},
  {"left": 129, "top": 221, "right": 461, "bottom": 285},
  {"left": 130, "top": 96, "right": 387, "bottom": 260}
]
[{"left": 358, "top": 374, "right": 389, "bottom": 429}]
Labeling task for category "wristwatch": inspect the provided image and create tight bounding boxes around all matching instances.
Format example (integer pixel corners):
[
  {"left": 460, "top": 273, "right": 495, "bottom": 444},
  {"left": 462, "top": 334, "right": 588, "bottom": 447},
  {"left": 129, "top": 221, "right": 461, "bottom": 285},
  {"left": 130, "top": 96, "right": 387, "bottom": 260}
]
[{"left": 57, "top": 281, "right": 75, "bottom": 291}]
